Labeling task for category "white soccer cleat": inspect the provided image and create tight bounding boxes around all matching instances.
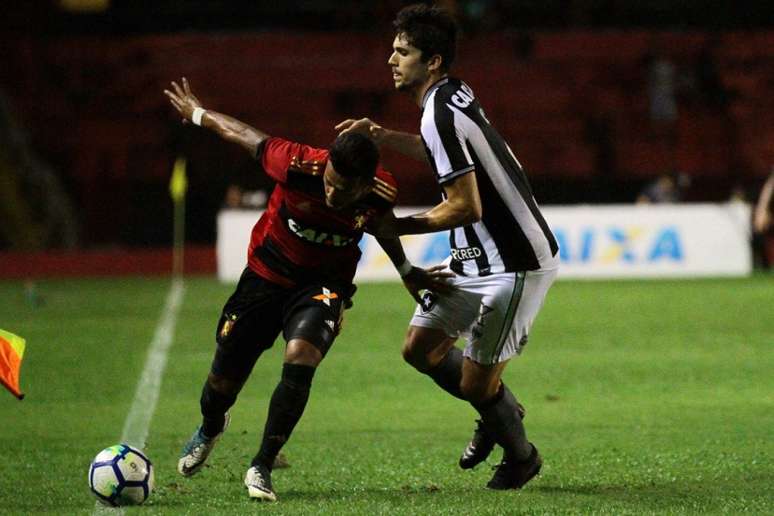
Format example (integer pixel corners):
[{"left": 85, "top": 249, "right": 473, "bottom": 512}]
[
  {"left": 244, "top": 464, "right": 277, "bottom": 502},
  {"left": 177, "top": 412, "right": 231, "bottom": 477}
]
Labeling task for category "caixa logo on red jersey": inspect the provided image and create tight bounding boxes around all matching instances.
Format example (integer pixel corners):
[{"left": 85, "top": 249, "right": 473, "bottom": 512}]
[{"left": 287, "top": 217, "right": 354, "bottom": 247}]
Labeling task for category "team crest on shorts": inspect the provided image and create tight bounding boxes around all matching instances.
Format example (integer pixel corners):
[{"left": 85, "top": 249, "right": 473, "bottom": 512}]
[
  {"left": 220, "top": 314, "right": 237, "bottom": 338},
  {"left": 420, "top": 291, "right": 437, "bottom": 313}
]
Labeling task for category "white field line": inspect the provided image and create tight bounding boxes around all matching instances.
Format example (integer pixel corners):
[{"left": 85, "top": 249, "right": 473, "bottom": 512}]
[
  {"left": 120, "top": 278, "right": 185, "bottom": 447},
  {"left": 93, "top": 278, "right": 185, "bottom": 514}
]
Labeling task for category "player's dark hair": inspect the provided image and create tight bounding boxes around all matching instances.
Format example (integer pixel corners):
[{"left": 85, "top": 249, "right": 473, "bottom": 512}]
[
  {"left": 328, "top": 132, "right": 379, "bottom": 180},
  {"left": 393, "top": 3, "right": 457, "bottom": 72}
]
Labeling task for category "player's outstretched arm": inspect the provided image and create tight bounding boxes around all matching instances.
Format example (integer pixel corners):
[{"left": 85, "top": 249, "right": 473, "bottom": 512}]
[
  {"left": 335, "top": 118, "right": 427, "bottom": 163},
  {"left": 373, "top": 173, "right": 482, "bottom": 238},
  {"left": 164, "top": 77, "right": 270, "bottom": 158},
  {"left": 376, "top": 235, "right": 454, "bottom": 304}
]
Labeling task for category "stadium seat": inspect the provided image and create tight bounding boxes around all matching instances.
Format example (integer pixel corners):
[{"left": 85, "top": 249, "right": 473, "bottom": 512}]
[{"left": 614, "top": 138, "right": 673, "bottom": 178}]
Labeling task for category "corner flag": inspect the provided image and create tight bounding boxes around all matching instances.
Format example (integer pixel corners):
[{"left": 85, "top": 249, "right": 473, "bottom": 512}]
[
  {"left": 0, "top": 329, "right": 26, "bottom": 400},
  {"left": 169, "top": 157, "right": 188, "bottom": 202},
  {"left": 169, "top": 157, "right": 188, "bottom": 277}
]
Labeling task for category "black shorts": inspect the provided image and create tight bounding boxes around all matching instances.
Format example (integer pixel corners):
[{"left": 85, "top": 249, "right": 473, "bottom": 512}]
[{"left": 211, "top": 268, "right": 352, "bottom": 379}]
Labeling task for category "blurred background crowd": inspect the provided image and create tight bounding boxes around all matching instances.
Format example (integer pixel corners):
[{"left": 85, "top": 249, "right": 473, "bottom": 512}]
[{"left": 1, "top": 0, "right": 773, "bottom": 265}]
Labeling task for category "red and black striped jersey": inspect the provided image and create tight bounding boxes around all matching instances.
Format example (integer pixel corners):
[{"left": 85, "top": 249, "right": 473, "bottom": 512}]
[{"left": 246, "top": 137, "right": 398, "bottom": 287}]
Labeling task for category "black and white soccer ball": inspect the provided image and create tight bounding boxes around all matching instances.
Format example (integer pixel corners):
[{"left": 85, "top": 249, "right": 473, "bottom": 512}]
[{"left": 88, "top": 443, "right": 154, "bottom": 506}]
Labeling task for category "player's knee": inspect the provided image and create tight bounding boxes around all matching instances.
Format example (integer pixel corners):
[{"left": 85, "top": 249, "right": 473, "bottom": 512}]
[
  {"left": 402, "top": 327, "right": 453, "bottom": 371},
  {"left": 460, "top": 378, "right": 491, "bottom": 405},
  {"left": 401, "top": 345, "right": 422, "bottom": 369},
  {"left": 207, "top": 372, "right": 242, "bottom": 397},
  {"left": 401, "top": 337, "right": 428, "bottom": 370},
  {"left": 285, "top": 339, "right": 323, "bottom": 367},
  {"left": 403, "top": 328, "right": 452, "bottom": 371}
]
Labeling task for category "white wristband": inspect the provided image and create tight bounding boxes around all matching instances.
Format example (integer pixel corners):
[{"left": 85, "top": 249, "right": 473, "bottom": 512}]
[
  {"left": 397, "top": 260, "right": 413, "bottom": 277},
  {"left": 191, "top": 107, "right": 206, "bottom": 126}
]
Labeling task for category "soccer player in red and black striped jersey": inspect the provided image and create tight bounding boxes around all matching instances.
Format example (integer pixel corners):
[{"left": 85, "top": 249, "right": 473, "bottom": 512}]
[{"left": 164, "top": 78, "right": 451, "bottom": 502}]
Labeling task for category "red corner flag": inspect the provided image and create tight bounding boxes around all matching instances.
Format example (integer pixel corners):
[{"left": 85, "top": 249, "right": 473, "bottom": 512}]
[{"left": 0, "top": 329, "right": 26, "bottom": 400}]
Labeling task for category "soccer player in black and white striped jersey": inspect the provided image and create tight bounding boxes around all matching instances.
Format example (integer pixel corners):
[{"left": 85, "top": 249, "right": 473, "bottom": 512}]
[{"left": 336, "top": 4, "right": 559, "bottom": 490}]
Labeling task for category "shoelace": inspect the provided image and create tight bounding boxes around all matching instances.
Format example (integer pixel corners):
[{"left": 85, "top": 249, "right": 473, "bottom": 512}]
[
  {"left": 185, "top": 434, "right": 211, "bottom": 461},
  {"left": 249, "top": 470, "right": 270, "bottom": 489}
]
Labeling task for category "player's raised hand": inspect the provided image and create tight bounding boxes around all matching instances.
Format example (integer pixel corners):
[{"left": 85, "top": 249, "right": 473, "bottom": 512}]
[
  {"left": 163, "top": 77, "right": 203, "bottom": 123},
  {"left": 335, "top": 118, "right": 385, "bottom": 143},
  {"left": 401, "top": 265, "right": 455, "bottom": 305}
]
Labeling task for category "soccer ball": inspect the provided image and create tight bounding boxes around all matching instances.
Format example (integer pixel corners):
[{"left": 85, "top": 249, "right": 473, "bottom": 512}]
[{"left": 88, "top": 444, "right": 155, "bottom": 506}]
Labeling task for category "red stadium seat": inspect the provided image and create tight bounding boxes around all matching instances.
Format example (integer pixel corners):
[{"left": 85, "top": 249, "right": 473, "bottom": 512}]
[{"left": 614, "top": 139, "right": 673, "bottom": 178}]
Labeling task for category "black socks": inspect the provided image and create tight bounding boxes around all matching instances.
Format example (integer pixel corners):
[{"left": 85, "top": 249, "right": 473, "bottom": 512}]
[
  {"left": 425, "top": 346, "right": 465, "bottom": 400},
  {"left": 200, "top": 381, "right": 237, "bottom": 438},
  {"left": 426, "top": 348, "right": 531, "bottom": 461},
  {"left": 253, "top": 363, "right": 316, "bottom": 469},
  {"left": 472, "top": 384, "right": 531, "bottom": 461}
]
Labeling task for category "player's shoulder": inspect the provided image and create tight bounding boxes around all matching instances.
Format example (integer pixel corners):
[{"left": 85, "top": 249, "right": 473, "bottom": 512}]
[
  {"left": 422, "top": 77, "right": 476, "bottom": 131},
  {"left": 375, "top": 168, "right": 397, "bottom": 189},
  {"left": 283, "top": 139, "right": 328, "bottom": 177},
  {"left": 430, "top": 77, "right": 473, "bottom": 104},
  {"left": 435, "top": 76, "right": 464, "bottom": 94},
  {"left": 367, "top": 168, "right": 398, "bottom": 207},
  {"left": 265, "top": 137, "right": 327, "bottom": 193},
  {"left": 288, "top": 154, "right": 326, "bottom": 177}
]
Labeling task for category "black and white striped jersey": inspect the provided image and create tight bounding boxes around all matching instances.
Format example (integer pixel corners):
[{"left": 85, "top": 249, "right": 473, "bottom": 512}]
[{"left": 420, "top": 77, "right": 559, "bottom": 275}]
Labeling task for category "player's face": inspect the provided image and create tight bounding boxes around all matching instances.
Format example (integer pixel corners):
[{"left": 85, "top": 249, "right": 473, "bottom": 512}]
[
  {"left": 388, "top": 34, "right": 429, "bottom": 92},
  {"left": 323, "top": 162, "right": 368, "bottom": 210}
]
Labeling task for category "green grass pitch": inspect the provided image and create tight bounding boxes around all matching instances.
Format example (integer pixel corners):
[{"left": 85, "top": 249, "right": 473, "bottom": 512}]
[{"left": 1, "top": 275, "right": 772, "bottom": 515}]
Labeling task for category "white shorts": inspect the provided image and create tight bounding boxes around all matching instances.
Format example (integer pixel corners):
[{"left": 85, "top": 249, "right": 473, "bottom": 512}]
[{"left": 410, "top": 267, "right": 558, "bottom": 365}]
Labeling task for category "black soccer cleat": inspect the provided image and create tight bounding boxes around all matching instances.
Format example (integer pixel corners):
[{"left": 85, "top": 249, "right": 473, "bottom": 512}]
[
  {"left": 459, "top": 402, "right": 526, "bottom": 470},
  {"left": 486, "top": 444, "right": 542, "bottom": 490},
  {"left": 459, "top": 419, "right": 496, "bottom": 470}
]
